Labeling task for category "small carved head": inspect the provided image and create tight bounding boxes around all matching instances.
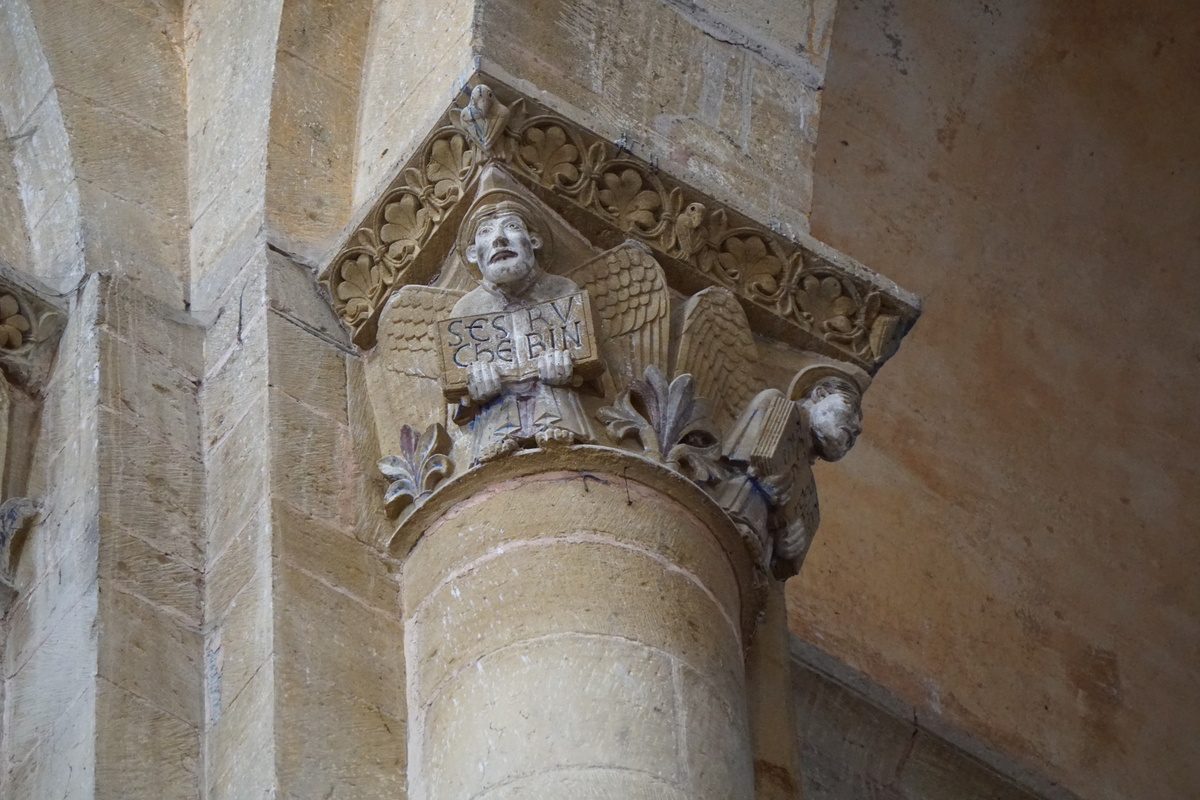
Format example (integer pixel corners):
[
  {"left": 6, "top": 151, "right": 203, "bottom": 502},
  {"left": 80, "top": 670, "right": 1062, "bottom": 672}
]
[
  {"left": 788, "top": 359, "right": 870, "bottom": 463},
  {"left": 800, "top": 376, "right": 863, "bottom": 462},
  {"left": 465, "top": 208, "right": 543, "bottom": 288}
]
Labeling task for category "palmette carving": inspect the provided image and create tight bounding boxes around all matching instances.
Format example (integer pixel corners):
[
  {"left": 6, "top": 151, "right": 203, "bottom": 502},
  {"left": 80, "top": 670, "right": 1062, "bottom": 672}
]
[
  {"left": 0, "top": 274, "right": 67, "bottom": 389},
  {"left": 597, "top": 365, "right": 724, "bottom": 484},
  {"left": 0, "top": 295, "right": 30, "bottom": 350},
  {"left": 322, "top": 78, "right": 919, "bottom": 371},
  {"left": 378, "top": 424, "right": 454, "bottom": 520}
]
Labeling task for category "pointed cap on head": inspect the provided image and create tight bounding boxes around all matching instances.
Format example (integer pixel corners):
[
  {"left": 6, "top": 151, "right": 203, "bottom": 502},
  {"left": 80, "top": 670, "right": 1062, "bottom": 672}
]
[
  {"left": 786, "top": 353, "right": 871, "bottom": 401},
  {"left": 456, "top": 165, "right": 552, "bottom": 278}
]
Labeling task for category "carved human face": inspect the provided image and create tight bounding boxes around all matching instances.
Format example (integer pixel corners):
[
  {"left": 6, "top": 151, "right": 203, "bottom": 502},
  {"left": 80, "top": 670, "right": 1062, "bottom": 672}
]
[
  {"left": 802, "top": 384, "right": 862, "bottom": 462},
  {"left": 466, "top": 212, "right": 541, "bottom": 287}
]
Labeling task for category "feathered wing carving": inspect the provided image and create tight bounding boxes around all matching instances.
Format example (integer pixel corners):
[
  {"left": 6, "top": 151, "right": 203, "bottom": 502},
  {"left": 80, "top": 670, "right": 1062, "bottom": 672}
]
[
  {"left": 565, "top": 241, "right": 669, "bottom": 389},
  {"left": 675, "top": 287, "right": 758, "bottom": 434},
  {"left": 365, "top": 285, "right": 464, "bottom": 459}
]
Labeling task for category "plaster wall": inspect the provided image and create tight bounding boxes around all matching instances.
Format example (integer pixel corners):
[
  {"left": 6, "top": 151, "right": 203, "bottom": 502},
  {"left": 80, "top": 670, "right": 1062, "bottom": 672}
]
[{"left": 793, "top": 2, "right": 1200, "bottom": 798}]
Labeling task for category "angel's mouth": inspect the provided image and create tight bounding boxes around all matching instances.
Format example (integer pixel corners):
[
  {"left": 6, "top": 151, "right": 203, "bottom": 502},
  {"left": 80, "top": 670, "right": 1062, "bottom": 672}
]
[{"left": 489, "top": 249, "right": 517, "bottom": 264}]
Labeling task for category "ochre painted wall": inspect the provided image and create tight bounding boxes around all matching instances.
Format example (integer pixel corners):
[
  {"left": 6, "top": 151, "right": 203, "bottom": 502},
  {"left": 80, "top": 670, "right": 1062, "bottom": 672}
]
[{"left": 791, "top": 2, "right": 1200, "bottom": 798}]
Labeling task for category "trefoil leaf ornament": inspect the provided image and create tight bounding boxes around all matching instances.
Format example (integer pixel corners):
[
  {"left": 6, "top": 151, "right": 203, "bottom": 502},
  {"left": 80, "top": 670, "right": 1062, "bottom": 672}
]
[{"left": 378, "top": 423, "right": 454, "bottom": 520}]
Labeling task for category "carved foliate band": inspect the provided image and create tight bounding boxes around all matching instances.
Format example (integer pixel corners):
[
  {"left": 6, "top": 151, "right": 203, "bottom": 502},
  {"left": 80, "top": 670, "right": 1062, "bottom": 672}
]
[
  {"left": 321, "top": 74, "right": 920, "bottom": 373},
  {"left": 0, "top": 269, "right": 66, "bottom": 391}
]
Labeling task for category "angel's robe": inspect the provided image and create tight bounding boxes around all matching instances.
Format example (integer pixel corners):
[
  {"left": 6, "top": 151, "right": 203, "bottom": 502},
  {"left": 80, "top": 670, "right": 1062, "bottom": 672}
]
[{"left": 451, "top": 270, "right": 596, "bottom": 459}]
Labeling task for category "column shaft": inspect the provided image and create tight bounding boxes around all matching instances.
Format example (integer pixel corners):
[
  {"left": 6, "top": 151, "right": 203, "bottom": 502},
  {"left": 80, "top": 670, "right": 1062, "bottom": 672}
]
[{"left": 402, "top": 468, "right": 755, "bottom": 799}]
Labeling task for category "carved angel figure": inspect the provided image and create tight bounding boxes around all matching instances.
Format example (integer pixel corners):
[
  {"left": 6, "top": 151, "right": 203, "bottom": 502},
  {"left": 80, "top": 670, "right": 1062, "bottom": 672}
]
[
  {"left": 716, "top": 357, "right": 869, "bottom": 578},
  {"left": 450, "top": 188, "right": 595, "bottom": 461},
  {"left": 370, "top": 165, "right": 671, "bottom": 467}
]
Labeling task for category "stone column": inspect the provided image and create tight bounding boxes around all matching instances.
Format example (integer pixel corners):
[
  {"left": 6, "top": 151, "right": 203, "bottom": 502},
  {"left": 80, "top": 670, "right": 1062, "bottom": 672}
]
[{"left": 398, "top": 450, "right": 760, "bottom": 800}]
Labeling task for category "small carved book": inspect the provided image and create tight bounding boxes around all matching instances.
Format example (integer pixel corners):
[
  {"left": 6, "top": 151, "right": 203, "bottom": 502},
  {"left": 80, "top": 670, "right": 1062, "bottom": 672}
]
[
  {"left": 746, "top": 394, "right": 806, "bottom": 478},
  {"left": 436, "top": 291, "right": 603, "bottom": 399}
]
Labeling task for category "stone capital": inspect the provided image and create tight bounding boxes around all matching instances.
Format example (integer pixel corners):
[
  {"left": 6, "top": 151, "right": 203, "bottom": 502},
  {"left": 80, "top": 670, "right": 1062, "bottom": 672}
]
[{"left": 336, "top": 76, "right": 920, "bottom": 584}]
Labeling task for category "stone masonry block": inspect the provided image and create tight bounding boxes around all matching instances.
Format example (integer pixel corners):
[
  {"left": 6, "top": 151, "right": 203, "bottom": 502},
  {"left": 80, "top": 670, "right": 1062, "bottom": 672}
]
[
  {"left": 202, "top": 250, "right": 269, "bottom": 374},
  {"left": 478, "top": 0, "right": 819, "bottom": 234},
  {"left": 6, "top": 682, "right": 95, "bottom": 800},
  {"left": 8, "top": 89, "right": 75, "bottom": 228},
  {"left": 59, "top": 90, "right": 187, "bottom": 220},
  {"left": 28, "top": 184, "right": 85, "bottom": 293},
  {"left": 474, "top": 769, "right": 690, "bottom": 800},
  {"left": 97, "top": 273, "right": 204, "bottom": 381},
  {"left": 205, "top": 397, "right": 269, "bottom": 559},
  {"left": 98, "top": 408, "right": 205, "bottom": 569},
  {"left": 276, "top": 663, "right": 406, "bottom": 800},
  {"left": 0, "top": 0, "right": 54, "bottom": 129},
  {"left": 99, "top": 329, "right": 201, "bottom": 457},
  {"left": 207, "top": 561, "right": 272, "bottom": 717},
  {"left": 189, "top": 176, "right": 267, "bottom": 314},
  {"left": 679, "top": 661, "right": 755, "bottom": 797},
  {"left": 272, "top": 498, "right": 398, "bottom": 614},
  {"left": 270, "top": 389, "right": 350, "bottom": 524},
  {"left": 6, "top": 519, "right": 98, "bottom": 680},
  {"left": 207, "top": 658, "right": 275, "bottom": 800},
  {"left": 267, "top": 310, "right": 348, "bottom": 424},
  {"left": 274, "top": 561, "right": 405, "bottom": 720},
  {"left": 97, "top": 582, "right": 203, "bottom": 726},
  {"left": 95, "top": 680, "right": 200, "bottom": 800},
  {"left": 266, "top": 52, "right": 358, "bottom": 257},
  {"left": 206, "top": 500, "right": 269, "bottom": 623},
  {"left": 201, "top": 307, "right": 268, "bottom": 449},
  {"left": 99, "top": 526, "right": 202, "bottom": 628},
  {"left": 276, "top": 0, "right": 372, "bottom": 89},
  {"left": 265, "top": 248, "right": 347, "bottom": 341},
  {"left": 0, "top": 154, "right": 31, "bottom": 271},
  {"left": 29, "top": 0, "right": 185, "bottom": 133},
  {"left": 5, "top": 587, "right": 98, "bottom": 764},
  {"left": 81, "top": 181, "right": 189, "bottom": 308}
]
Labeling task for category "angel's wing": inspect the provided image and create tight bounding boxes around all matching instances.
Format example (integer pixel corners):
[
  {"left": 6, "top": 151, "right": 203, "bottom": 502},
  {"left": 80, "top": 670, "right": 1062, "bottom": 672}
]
[
  {"left": 565, "top": 241, "right": 669, "bottom": 389},
  {"left": 674, "top": 287, "right": 758, "bottom": 434},
  {"left": 366, "top": 285, "right": 464, "bottom": 459}
]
